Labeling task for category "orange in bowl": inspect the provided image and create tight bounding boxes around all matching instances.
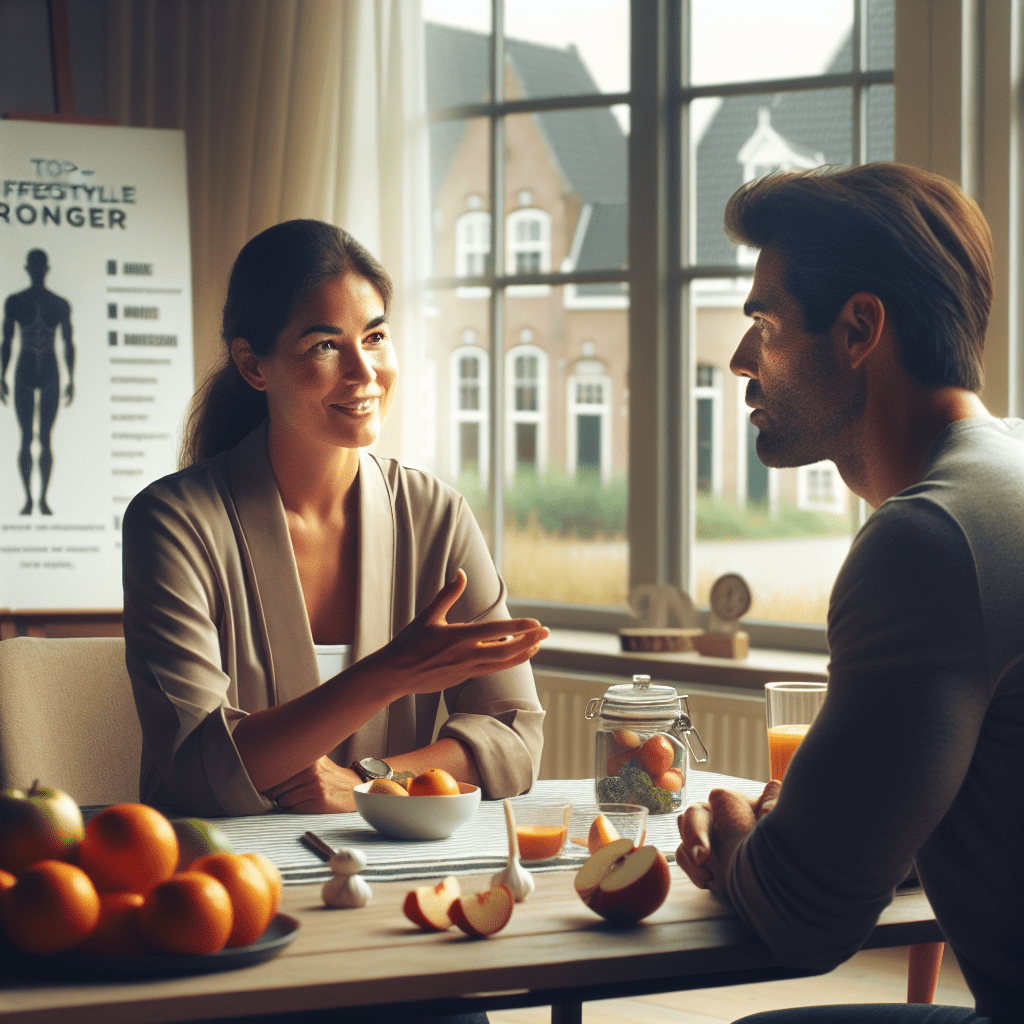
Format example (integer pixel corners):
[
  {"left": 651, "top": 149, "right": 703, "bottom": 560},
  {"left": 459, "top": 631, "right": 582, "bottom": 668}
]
[{"left": 408, "top": 768, "right": 461, "bottom": 797}]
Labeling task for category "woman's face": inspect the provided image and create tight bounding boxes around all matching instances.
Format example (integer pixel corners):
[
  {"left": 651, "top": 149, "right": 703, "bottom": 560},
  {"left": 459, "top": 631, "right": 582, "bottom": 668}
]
[{"left": 238, "top": 273, "right": 397, "bottom": 452}]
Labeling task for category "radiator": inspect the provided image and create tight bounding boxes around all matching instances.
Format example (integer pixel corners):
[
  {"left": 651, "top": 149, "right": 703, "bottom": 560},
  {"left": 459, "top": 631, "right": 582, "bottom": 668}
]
[{"left": 534, "top": 669, "right": 770, "bottom": 784}]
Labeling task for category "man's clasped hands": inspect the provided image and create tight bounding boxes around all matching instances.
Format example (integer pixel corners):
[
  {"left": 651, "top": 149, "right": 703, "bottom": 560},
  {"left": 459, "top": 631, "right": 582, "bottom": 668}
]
[{"left": 675, "top": 779, "right": 781, "bottom": 893}]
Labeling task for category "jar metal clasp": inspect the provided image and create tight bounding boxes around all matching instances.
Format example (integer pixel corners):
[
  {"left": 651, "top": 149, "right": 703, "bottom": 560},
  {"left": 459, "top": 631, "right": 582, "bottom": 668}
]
[
  {"left": 584, "top": 698, "right": 603, "bottom": 720},
  {"left": 670, "top": 696, "right": 708, "bottom": 763}
]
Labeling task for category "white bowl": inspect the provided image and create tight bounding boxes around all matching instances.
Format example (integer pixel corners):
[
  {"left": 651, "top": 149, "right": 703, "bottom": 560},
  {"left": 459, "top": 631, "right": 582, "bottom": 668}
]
[{"left": 353, "top": 781, "right": 481, "bottom": 840}]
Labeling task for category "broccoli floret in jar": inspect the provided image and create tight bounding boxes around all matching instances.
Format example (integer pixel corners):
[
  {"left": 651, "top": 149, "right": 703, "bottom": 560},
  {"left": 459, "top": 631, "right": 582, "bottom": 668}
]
[
  {"left": 617, "top": 761, "right": 677, "bottom": 814},
  {"left": 596, "top": 775, "right": 631, "bottom": 803}
]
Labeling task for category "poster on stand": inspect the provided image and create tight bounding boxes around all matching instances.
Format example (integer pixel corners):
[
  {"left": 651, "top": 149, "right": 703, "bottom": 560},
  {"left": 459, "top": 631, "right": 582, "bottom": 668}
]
[{"left": 0, "top": 121, "right": 193, "bottom": 609}]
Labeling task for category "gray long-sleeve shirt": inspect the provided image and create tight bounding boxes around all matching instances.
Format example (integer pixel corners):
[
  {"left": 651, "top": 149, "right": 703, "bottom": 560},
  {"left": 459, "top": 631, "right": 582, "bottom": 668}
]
[{"left": 724, "top": 417, "right": 1024, "bottom": 1022}]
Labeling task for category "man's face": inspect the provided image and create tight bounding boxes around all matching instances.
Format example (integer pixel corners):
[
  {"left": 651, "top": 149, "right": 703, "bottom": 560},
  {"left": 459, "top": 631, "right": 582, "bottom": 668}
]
[{"left": 730, "top": 247, "right": 862, "bottom": 468}]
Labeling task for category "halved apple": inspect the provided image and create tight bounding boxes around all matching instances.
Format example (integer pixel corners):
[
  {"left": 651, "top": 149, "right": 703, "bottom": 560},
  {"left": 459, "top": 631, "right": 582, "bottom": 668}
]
[
  {"left": 448, "top": 884, "right": 514, "bottom": 937},
  {"left": 587, "top": 813, "right": 621, "bottom": 854},
  {"left": 402, "top": 875, "right": 461, "bottom": 931},
  {"left": 574, "top": 838, "right": 671, "bottom": 923}
]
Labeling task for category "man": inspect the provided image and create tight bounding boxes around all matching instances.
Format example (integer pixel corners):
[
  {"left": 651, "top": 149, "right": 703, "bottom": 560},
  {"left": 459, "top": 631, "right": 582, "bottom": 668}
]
[
  {"left": 1, "top": 248, "right": 75, "bottom": 515},
  {"left": 676, "top": 164, "right": 1023, "bottom": 1024}
]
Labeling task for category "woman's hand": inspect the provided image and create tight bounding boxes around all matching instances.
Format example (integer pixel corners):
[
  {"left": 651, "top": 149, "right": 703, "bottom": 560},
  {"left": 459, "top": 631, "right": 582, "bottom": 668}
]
[
  {"left": 266, "top": 756, "right": 362, "bottom": 814},
  {"left": 368, "top": 569, "right": 549, "bottom": 698},
  {"left": 675, "top": 780, "right": 780, "bottom": 892}
]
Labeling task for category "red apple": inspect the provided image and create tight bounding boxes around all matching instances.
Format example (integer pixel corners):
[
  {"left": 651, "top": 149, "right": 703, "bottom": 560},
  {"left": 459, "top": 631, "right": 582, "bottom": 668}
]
[
  {"left": 448, "top": 884, "right": 514, "bottom": 937},
  {"left": 0, "top": 781, "right": 84, "bottom": 874},
  {"left": 574, "top": 838, "right": 671, "bottom": 923},
  {"left": 402, "top": 875, "right": 461, "bottom": 931}
]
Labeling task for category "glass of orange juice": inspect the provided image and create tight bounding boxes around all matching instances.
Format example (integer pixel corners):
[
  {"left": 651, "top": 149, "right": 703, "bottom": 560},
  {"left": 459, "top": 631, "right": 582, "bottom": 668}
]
[
  {"left": 512, "top": 800, "right": 573, "bottom": 862},
  {"left": 765, "top": 681, "right": 827, "bottom": 780}
]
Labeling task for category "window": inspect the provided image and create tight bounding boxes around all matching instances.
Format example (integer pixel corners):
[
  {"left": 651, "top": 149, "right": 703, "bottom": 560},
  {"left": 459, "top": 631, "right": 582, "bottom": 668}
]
[
  {"left": 507, "top": 207, "right": 552, "bottom": 296},
  {"left": 506, "top": 343, "right": 548, "bottom": 479},
  {"left": 450, "top": 345, "right": 489, "bottom": 488},
  {"left": 422, "top": 1, "right": 1018, "bottom": 643},
  {"left": 455, "top": 210, "right": 492, "bottom": 278},
  {"left": 425, "top": 1, "right": 630, "bottom": 607}
]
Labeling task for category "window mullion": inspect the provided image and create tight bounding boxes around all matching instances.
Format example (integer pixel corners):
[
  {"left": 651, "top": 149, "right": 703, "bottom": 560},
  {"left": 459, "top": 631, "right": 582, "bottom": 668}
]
[{"left": 488, "top": 0, "right": 507, "bottom": 569}]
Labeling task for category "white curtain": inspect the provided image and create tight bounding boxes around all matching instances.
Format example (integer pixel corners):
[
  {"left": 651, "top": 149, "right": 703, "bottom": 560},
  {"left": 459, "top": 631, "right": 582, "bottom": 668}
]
[{"left": 106, "top": 0, "right": 430, "bottom": 464}]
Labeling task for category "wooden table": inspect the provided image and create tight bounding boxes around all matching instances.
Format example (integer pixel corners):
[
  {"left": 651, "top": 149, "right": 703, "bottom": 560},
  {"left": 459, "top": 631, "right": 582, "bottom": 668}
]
[{"left": 0, "top": 863, "right": 941, "bottom": 1024}]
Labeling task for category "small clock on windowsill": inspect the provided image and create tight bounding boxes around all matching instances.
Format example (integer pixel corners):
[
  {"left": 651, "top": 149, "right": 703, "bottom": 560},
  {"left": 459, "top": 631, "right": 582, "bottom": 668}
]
[{"left": 692, "top": 573, "right": 751, "bottom": 660}]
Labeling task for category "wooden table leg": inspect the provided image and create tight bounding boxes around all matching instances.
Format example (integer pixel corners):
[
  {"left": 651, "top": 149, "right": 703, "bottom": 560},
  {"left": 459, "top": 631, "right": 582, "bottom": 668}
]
[
  {"left": 907, "top": 941, "right": 945, "bottom": 1003},
  {"left": 552, "top": 1001, "right": 583, "bottom": 1024}
]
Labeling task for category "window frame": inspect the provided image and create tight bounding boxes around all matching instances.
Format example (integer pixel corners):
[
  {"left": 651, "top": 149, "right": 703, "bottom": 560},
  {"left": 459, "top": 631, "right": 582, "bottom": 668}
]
[
  {"left": 425, "top": 1, "right": 1019, "bottom": 654},
  {"left": 505, "top": 343, "right": 549, "bottom": 480},
  {"left": 450, "top": 345, "right": 490, "bottom": 487}
]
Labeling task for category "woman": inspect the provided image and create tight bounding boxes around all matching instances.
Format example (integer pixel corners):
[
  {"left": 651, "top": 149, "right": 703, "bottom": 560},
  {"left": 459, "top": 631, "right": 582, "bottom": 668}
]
[{"left": 123, "top": 220, "right": 548, "bottom": 817}]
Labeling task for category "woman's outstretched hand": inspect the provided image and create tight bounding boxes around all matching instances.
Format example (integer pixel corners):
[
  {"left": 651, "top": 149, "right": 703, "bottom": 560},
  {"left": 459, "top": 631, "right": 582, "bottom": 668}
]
[{"left": 370, "top": 569, "right": 549, "bottom": 697}]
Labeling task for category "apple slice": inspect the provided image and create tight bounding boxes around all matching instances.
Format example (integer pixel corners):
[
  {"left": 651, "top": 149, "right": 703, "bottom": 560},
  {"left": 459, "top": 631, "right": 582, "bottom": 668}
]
[
  {"left": 587, "top": 813, "right": 621, "bottom": 855},
  {"left": 448, "top": 884, "right": 514, "bottom": 937},
  {"left": 403, "top": 875, "right": 461, "bottom": 931},
  {"left": 574, "top": 838, "right": 671, "bottom": 923}
]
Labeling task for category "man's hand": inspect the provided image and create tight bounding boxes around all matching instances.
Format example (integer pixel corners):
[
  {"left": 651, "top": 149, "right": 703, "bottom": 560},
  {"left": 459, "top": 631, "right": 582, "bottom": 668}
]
[
  {"left": 63, "top": 381, "right": 74, "bottom": 405},
  {"left": 265, "top": 756, "right": 362, "bottom": 814},
  {"left": 675, "top": 780, "right": 780, "bottom": 893}
]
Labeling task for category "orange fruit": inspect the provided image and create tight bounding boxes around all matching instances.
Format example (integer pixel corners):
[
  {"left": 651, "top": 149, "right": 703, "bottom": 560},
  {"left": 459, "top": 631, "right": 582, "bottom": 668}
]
[
  {"left": 637, "top": 734, "right": 674, "bottom": 778},
  {"left": 192, "top": 853, "right": 273, "bottom": 947},
  {"left": 138, "top": 871, "right": 233, "bottom": 954},
  {"left": 241, "top": 853, "right": 283, "bottom": 919},
  {"left": 76, "top": 891, "right": 145, "bottom": 954},
  {"left": 606, "top": 749, "right": 635, "bottom": 776},
  {"left": 654, "top": 768, "right": 684, "bottom": 793},
  {"left": 408, "top": 768, "right": 460, "bottom": 797},
  {"left": 78, "top": 803, "right": 178, "bottom": 894},
  {"left": 367, "top": 779, "right": 409, "bottom": 796},
  {"left": 0, "top": 869, "right": 16, "bottom": 894},
  {"left": 1, "top": 859, "right": 100, "bottom": 954},
  {"left": 612, "top": 729, "right": 642, "bottom": 749}
]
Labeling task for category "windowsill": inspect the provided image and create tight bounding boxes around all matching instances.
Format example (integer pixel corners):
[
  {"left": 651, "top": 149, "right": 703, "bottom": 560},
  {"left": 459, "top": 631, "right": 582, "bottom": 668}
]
[{"left": 533, "top": 627, "right": 828, "bottom": 692}]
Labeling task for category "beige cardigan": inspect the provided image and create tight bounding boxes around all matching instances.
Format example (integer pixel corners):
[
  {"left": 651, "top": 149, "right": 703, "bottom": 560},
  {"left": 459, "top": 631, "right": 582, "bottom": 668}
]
[{"left": 122, "top": 423, "right": 545, "bottom": 817}]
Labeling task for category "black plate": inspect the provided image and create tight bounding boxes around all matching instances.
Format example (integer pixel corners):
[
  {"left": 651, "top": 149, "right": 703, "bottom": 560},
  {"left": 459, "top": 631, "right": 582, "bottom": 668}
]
[{"left": 4, "top": 913, "right": 300, "bottom": 981}]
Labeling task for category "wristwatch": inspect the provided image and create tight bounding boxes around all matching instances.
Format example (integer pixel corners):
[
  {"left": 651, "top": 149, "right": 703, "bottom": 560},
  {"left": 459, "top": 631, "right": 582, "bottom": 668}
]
[{"left": 349, "top": 757, "right": 393, "bottom": 782}]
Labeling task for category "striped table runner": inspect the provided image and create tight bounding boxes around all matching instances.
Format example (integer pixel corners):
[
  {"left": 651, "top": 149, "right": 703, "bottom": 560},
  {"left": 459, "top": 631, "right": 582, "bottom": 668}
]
[{"left": 209, "top": 772, "right": 767, "bottom": 886}]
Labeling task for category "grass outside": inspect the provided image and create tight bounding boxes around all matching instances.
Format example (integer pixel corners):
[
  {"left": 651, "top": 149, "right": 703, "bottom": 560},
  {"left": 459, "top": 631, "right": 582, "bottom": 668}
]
[{"left": 501, "top": 525, "right": 836, "bottom": 624}]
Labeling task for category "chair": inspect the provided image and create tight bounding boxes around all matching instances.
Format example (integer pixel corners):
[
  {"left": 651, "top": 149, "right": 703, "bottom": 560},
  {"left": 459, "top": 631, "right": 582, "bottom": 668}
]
[
  {"left": 0, "top": 607, "right": 124, "bottom": 640},
  {"left": 0, "top": 636, "right": 141, "bottom": 806}
]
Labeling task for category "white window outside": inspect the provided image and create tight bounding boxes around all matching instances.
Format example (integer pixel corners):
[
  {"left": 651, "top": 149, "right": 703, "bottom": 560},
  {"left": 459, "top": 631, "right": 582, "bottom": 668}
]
[
  {"left": 450, "top": 346, "right": 489, "bottom": 486},
  {"left": 507, "top": 208, "right": 551, "bottom": 296},
  {"left": 505, "top": 344, "right": 548, "bottom": 479},
  {"left": 455, "top": 210, "right": 491, "bottom": 299},
  {"left": 695, "top": 364, "right": 722, "bottom": 497},
  {"left": 797, "top": 461, "right": 848, "bottom": 514},
  {"left": 567, "top": 359, "right": 612, "bottom": 485}
]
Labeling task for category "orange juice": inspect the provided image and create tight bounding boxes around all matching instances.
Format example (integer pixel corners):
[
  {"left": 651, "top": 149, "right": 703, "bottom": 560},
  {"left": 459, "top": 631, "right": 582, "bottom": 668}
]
[
  {"left": 516, "top": 825, "right": 567, "bottom": 861},
  {"left": 767, "top": 723, "right": 809, "bottom": 780}
]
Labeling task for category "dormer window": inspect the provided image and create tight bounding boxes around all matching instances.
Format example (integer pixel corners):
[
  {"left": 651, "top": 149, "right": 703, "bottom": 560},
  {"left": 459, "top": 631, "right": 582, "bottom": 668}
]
[
  {"left": 507, "top": 208, "right": 551, "bottom": 275},
  {"left": 456, "top": 210, "right": 491, "bottom": 277}
]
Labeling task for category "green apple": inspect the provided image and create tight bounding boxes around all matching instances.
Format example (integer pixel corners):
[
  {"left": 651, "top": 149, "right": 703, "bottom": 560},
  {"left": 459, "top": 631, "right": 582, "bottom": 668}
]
[
  {"left": 0, "top": 780, "right": 85, "bottom": 874},
  {"left": 169, "top": 817, "right": 234, "bottom": 870}
]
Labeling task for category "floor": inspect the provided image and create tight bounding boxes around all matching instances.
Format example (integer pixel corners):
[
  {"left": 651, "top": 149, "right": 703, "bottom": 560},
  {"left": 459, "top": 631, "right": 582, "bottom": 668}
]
[{"left": 490, "top": 945, "right": 974, "bottom": 1024}]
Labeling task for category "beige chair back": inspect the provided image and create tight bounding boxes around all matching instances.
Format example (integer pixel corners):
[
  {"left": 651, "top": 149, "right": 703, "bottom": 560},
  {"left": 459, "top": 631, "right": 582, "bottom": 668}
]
[{"left": 0, "top": 637, "right": 141, "bottom": 805}]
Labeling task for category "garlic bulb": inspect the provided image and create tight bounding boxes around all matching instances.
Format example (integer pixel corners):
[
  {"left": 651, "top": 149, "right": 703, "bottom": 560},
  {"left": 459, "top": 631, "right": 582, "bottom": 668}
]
[
  {"left": 322, "top": 873, "right": 372, "bottom": 908},
  {"left": 490, "top": 799, "right": 535, "bottom": 902},
  {"left": 329, "top": 847, "right": 368, "bottom": 875}
]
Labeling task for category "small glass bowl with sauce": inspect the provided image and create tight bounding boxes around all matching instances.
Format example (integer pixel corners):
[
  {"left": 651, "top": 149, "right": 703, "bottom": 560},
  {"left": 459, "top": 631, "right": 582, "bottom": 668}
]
[{"left": 509, "top": 800, "right": 573, "bottom": 862}]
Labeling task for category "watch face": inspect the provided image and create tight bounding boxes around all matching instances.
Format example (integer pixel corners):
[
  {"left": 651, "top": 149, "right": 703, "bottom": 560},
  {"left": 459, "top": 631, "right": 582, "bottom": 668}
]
[
  {"left": 710, "top": 573, "right": 752, "bottom": 621},
  {"left": 358, "top": 757, "right": 392, "bottom": 780}
]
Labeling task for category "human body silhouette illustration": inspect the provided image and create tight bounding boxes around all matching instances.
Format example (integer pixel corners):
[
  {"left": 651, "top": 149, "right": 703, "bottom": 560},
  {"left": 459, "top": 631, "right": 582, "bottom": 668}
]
[{"left": 1, "top": 249, "right": 75, "bottom": 515}]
